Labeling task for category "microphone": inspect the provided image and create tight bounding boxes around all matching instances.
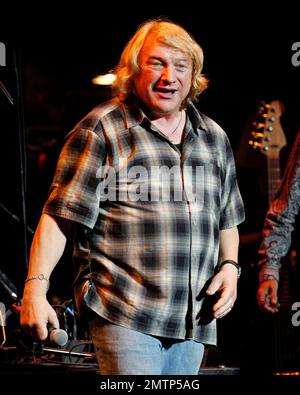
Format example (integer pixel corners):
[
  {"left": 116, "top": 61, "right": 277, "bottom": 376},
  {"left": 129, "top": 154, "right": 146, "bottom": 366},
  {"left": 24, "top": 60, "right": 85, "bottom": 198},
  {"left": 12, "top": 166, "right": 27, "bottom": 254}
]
[{"left": 49, "top": 328, "right": 68, "bottom": 346}]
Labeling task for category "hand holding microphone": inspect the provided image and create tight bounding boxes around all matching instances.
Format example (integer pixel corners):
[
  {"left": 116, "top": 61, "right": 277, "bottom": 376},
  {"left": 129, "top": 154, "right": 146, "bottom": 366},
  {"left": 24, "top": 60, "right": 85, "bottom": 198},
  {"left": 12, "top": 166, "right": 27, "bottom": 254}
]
[
  {"left": 48, "top": 327, "right": 68, "bottom": 346},
  {"left": 20, "top": 295, "right": 68, "bottom": 346}
]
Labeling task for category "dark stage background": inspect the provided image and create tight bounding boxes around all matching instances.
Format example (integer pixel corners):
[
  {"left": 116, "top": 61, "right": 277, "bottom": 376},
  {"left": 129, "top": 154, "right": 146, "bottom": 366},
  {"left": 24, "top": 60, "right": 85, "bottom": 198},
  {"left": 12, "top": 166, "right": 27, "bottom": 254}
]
[{"left": 1, "top": 7, "right": 300, "bottom": 376}]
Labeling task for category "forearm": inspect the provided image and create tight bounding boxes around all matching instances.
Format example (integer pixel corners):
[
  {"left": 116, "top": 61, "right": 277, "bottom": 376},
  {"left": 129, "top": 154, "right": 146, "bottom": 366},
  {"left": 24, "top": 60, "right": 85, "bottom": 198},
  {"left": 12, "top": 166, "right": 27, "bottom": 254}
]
[
  {"left": 258, "top": 135, "right": 300, "bottom": 279},
  {"left": 21, "top": 213, "right": 72, "bottom": 339},
  {"left": 207, "top": 226, "right": 240, "bottom": 318},
  {"left": 258, "top": 206, "right": 296, "bottom": 282},
  {"left": 23, "top": 213, "right": 70, "bottom": 297},
  {"left": 219, "top": 226, "right": 239, "bottom": 263}
]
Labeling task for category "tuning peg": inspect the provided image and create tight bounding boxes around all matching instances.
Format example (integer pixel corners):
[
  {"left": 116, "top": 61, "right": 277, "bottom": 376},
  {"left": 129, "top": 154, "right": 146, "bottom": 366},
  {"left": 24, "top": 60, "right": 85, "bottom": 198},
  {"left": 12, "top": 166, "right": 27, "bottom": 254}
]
[
  {"left": 252, "top": 121, "right": 265, "bottom": 130},
  {"left": 251, "top": 131, "right": 264, "bottom": 138},
  {"left": 258, "top": 101, "right": 269, "bottom": 113},
  {"left": 263, "top": 136, "right": 271, "bottom": 142},
  {"left": 249, "top": 140, "right": 261, "bottom": 149}
]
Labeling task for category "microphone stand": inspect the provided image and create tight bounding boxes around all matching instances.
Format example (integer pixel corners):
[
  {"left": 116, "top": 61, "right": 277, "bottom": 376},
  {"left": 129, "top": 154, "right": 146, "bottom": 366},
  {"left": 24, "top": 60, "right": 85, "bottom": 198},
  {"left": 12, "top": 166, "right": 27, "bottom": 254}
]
[
  {"left": 1, "top": 343, "right": 96, "bottom": 363},
  {"left": 39, "top": 345, "right": 95, "bottom": 359},
  {"left": 30, "top": 341, "right": 96, "bottom": 364},
  {"left": 0, "top": 201, "right": 34, "bottom": 236},
  {"left": 0, "top": 44, "right": 29, "bottom": 271},
  {"left": 0, "top": 80, "right": 14, "bottom": 105},
  {"left": 14, "top": 47, "right": 29, "bottom": 270}
]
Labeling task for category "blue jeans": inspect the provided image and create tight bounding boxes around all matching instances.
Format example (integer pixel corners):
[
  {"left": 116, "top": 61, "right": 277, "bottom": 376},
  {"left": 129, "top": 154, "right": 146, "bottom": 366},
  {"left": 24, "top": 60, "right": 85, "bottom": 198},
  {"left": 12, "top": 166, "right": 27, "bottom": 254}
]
[{"left": 89, "top": 316, "right": 204, "bottom": 375}]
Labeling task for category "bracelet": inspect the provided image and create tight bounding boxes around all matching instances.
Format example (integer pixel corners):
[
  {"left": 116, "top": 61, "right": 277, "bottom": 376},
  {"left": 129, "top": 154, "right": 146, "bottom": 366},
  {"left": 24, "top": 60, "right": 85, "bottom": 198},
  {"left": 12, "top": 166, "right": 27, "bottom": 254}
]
[
  {"left": 25, "top": 274, "right": 50, "bottom": 290},
  {"left": 261, "top": 273, "right": 279, "bottom": 282},
  {"left": 218, "top": 259, "right": 241, "bottom": 278}
]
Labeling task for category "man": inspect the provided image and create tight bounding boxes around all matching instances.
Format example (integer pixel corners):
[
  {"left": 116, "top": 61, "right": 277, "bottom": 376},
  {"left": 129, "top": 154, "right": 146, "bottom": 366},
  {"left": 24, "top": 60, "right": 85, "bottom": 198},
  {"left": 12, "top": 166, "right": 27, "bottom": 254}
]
[
  {"left": 257, "top": 132, "right": 300, "bottom": 313},
  {"left": 21, "top": 18, "right": 245, "bottom": 375}
]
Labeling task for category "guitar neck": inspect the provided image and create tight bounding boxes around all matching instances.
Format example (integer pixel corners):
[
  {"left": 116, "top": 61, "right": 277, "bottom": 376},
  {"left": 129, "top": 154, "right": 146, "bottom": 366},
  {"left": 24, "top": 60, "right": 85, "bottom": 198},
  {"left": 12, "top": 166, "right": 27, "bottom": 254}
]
[
  {"left": 249, "top": 100, "right": 286, "bottom": 203},
  {"left": 267, "top": 154, "right": 281, "bottom": 203}
]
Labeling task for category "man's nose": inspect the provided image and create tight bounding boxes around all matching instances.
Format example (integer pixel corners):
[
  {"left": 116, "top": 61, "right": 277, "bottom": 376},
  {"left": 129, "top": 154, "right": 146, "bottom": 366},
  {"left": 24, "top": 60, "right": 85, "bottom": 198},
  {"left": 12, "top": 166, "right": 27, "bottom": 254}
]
[{"left": 161, "top": 66, "right": 176, "bottom": 83}]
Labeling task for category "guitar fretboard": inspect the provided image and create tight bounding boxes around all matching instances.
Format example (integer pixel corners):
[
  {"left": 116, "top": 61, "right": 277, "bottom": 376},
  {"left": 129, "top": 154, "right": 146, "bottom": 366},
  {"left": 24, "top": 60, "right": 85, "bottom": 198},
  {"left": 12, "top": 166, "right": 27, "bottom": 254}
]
[{"left": 267, "top": 155, "right": 281, "bottom": 203}]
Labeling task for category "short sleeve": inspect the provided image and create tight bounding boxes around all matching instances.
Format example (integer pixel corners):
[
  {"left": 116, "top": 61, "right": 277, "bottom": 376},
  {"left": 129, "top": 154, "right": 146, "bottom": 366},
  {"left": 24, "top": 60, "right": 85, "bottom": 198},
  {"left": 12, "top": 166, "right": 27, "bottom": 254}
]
[
  {"left": 43, "top": 128, "right": 105, "bottom": 229},
  {"left": 219, "top": 135, "right": 245, "bottom": 230}
]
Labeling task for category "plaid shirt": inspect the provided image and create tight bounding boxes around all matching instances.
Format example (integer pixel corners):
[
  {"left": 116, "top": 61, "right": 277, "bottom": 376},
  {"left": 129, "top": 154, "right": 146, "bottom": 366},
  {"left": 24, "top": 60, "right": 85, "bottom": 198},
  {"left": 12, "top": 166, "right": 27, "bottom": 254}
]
[
  {"left": 44, "top": 98, "right": 244, "bottom": 345},
  {"left": 258, "top": 132, "right": 300, "bottom": 283}
]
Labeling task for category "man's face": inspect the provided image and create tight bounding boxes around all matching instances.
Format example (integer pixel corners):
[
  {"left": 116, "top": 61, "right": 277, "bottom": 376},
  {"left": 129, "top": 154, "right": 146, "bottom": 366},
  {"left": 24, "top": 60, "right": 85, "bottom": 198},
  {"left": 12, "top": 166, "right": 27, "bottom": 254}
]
[{"left": 134, "top": 36, "right": 193, "bottom": 117}]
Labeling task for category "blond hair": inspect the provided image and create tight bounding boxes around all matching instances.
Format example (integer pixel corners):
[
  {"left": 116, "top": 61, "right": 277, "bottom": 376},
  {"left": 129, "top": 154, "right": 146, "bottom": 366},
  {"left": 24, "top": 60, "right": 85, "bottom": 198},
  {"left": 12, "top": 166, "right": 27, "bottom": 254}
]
[{"left": 113, "top": 18, "right": 208, "bottom": 107}]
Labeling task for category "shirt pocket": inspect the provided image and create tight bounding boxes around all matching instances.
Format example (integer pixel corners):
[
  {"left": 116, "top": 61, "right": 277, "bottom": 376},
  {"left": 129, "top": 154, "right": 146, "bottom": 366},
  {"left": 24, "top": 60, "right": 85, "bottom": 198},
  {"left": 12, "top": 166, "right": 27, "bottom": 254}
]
[{"left": 183, "top": 161, "right": 221, "bottom": 216}]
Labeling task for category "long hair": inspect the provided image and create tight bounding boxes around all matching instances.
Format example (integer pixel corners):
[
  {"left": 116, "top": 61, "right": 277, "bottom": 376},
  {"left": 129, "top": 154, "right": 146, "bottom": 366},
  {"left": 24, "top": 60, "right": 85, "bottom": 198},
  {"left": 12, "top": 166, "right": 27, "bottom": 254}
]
[{"left": 113, "top": 18, "right": 208, "bottom": 107}]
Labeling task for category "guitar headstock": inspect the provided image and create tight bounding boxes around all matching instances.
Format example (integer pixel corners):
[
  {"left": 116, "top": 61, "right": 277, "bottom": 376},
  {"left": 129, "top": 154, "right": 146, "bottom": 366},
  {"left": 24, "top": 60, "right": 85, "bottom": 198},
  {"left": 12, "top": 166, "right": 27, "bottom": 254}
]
[{"left": 249, "top": 100, "right": 286, "bottom": 158}]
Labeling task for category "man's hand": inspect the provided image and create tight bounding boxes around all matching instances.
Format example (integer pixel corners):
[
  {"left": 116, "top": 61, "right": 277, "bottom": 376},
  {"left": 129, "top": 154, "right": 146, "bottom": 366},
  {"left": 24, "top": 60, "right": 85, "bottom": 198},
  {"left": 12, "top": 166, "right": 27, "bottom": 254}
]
[
  {"left": 206, "top": 264, "right": 238, "bottom": 319},
  {"left": 20, "top": 292, "right": 59, "bottom": 341},
  {"left": 257, "top": 279, "right": 279, "bottom": 313}
]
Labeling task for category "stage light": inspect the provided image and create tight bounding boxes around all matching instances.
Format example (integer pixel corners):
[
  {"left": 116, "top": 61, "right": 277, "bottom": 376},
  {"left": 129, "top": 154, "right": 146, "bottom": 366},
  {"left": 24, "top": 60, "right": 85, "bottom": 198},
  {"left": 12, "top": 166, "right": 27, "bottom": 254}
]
[{"left": 92, "top": 73, "right": 116, "bottom": 86}]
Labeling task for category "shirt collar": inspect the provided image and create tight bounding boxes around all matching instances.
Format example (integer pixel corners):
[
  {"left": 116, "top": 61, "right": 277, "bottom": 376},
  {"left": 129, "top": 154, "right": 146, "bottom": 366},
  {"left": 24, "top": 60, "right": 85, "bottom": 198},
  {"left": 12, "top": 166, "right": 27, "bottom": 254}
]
[
  {"left": 185, "top": 101, "right": 208, "bottom": 134},
  {"left": 118, "top": 98, "right": 208, "bottom": 134}
]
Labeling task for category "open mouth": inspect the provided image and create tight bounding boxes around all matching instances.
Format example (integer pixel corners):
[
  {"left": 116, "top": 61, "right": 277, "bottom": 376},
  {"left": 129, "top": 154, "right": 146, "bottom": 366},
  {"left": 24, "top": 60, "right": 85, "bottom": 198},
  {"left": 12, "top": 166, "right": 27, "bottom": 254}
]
[{"left": 154, "top": 87, "right": 177, "bottom": 96}]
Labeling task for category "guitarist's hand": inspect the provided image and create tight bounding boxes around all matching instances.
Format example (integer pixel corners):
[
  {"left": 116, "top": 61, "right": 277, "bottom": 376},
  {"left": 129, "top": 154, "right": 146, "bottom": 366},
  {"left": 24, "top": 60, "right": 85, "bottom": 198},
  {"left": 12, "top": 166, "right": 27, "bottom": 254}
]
[{"left": 257, "top": 279, "right": 279, "bottom": 313}]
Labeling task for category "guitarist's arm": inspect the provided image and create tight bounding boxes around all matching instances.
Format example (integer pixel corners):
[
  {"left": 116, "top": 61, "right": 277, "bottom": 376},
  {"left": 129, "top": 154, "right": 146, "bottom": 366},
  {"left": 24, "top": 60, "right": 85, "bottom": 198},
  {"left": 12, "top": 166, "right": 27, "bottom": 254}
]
[{"left": 257, "top": 131, "right": 300, "bottom": 312}]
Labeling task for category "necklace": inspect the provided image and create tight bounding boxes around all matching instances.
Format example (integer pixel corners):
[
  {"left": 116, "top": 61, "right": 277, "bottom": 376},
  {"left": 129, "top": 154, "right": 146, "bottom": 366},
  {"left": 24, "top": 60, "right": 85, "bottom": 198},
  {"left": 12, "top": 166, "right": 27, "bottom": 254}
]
[{"left": 166, "top": 111, "right": 183, "bottom": 137}]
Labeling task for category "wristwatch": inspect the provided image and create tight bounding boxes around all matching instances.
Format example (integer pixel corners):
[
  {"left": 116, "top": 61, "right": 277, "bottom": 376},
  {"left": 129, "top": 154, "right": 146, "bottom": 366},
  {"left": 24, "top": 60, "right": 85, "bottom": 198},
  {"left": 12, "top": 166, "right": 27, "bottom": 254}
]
[{"left": 218, "top": 259, "right": 241, "bottom": 279}]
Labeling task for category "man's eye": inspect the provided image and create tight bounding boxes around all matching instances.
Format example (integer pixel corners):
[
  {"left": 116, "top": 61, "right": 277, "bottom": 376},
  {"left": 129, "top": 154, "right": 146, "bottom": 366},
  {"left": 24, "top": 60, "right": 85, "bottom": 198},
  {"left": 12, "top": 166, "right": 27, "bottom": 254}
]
[
  {"left": 148, "top": 62, "right": 163, "bottom": 69},
  {"left": 147, "top": 60, "right": 163, "bottom": 68},
  {"left": 176, "top": 64, "right": 187, "bottom": 71}
]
